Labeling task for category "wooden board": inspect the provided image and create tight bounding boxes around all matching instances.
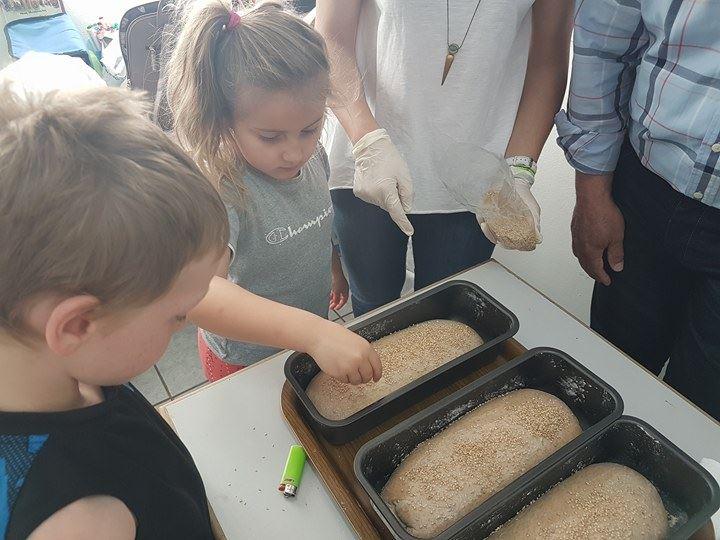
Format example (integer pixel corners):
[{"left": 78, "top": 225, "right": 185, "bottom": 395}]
[{"left": 281, "top": 339, "right": 526, "bottom": 539}]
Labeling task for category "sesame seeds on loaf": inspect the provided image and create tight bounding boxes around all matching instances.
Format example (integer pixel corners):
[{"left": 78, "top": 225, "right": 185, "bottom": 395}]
[
  {"left": 306, "top": 320, "right": 483, "bottom": 421},
  {"left": 489, "top": 462, "right": 668, "bottom": 539},
  {"left": 382, "top": 389, "right": 582, "bottom": 539}
]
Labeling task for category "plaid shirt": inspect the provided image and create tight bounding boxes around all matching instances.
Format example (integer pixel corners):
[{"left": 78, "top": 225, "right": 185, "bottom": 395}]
[{"left": 556, "top": 0, "right": 720, "bottom": 209}]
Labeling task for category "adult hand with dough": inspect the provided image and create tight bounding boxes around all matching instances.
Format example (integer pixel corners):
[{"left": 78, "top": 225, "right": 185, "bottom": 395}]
[
  {"left": 480, "top": 165, "right": 542, "bottom": 251},
  {"left": 352, "top": 128, "right": 415, "bottom": 236}
]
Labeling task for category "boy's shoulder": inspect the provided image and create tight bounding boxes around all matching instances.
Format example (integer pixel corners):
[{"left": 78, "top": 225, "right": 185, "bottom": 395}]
[{"left": 0, "top": 386, "right": 212, "bottom": 539}]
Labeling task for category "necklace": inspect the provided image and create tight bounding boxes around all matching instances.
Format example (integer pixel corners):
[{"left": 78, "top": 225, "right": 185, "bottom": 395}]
[{"left": 443, "top": 0, "right": 484, "bottom": 85}]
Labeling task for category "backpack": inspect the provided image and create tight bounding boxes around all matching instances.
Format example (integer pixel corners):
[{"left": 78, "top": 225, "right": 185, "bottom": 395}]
[
  {"left": 3, "top": 1, "right": 91, "bottom": 67},
  {"left": 118, "top": 0, "right": 176, "bottom": 129}
]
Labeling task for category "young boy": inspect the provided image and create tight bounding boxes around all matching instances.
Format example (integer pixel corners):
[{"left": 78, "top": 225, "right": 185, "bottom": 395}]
[
  {"left": 0, "top": 85, "right": 227, "bottom": 539},
  {"left": 0, "top": 85, "right": 380, "bottom": 539}
]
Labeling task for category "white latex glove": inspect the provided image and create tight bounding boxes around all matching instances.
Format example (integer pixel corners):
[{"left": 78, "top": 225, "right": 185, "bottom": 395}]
[
  {"left": 352, "top": 128, "right": 414, "bottom": 236},
  {"left": 480, "top": 166, "right": 542, "bottom": 251}
]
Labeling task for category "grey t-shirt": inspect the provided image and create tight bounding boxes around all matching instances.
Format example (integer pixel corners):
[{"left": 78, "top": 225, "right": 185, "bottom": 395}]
[{"left": 203, "top": 147, "right": 333, "bottom": 365}]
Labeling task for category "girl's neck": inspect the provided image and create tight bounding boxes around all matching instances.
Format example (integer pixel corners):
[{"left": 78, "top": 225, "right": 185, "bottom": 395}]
[
  {"left": 0, "top": 339, "right": 102, "bottom": 413},
  {"left": 246, "top": 162, "right": 302, "bottom": 183}
]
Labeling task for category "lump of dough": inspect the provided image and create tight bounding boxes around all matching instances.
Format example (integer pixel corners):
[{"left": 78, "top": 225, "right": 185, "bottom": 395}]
[
  {"left": 382, "top": 388, "right": 582, "bottom": 539},
  {"left": 307, "top": 320, "right": 483, "bottom": 420},
  {"left": 489, "top": 462, "right": 668, "bottom": 539}
]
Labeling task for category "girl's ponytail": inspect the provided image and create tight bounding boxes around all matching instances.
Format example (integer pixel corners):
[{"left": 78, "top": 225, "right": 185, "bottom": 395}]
[{"left": 166, "top": 0, "right": 245, "bottom": 188}]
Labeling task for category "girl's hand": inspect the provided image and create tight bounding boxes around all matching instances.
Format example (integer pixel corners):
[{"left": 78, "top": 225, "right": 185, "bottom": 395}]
[
  {"left": 307, "top": 319, "right": 382, "bottom": 385},
  {"left": 329, "top": 270, "right": 349, "bottom": 311},
  {"left": 190, "top": 277, "right": 379, "bottom": 385}
]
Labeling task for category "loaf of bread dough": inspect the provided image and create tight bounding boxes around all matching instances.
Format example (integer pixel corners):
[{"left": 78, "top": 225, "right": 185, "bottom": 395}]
[
  {"left": 306, "top": 320, "right": 483, "bottom": 420},
  {"left": 382, "top": 389, "right": 582, "bottom": 539},
  {"left": 489, "top": 462, "right": 668, "bottom": 539}
]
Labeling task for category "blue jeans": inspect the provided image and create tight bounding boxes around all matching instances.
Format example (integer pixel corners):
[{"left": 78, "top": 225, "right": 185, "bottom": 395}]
[
  {"left": 591, "top": 141, "right": 720, "bottom": 420},
  {"left": 331, "top": 189, "right": 495, "bottom": 316}
]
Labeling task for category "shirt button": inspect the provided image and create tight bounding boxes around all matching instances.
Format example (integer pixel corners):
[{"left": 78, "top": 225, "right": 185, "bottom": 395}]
[
  {"left": 712, "top": 143, "right": 720, "bottom": 153},
  {"left": 693, "top": 191, "right": 704, "bottom": 200}
]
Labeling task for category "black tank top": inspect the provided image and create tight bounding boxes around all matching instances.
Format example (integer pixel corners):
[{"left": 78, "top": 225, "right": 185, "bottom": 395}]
[{"left": 0, "top": 384, "right": 213, "bottom": 539}]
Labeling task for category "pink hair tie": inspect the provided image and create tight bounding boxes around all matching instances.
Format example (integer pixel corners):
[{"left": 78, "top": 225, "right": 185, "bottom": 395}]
[{"left": 226, "top": 10, "right": 241, "bottom": 30}]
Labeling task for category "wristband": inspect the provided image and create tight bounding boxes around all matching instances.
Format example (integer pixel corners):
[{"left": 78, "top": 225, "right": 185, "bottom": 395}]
[
  {"left": 505, "top": 155, "right": 537, "bottom": 172},
  {"left": 509, "top": 165, "right": 536, "bottom": 187}
]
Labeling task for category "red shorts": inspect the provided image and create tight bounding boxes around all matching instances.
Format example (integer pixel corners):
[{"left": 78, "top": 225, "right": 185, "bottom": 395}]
[{"left": 197, "top": 329, "right": 244, "bottom": 382}]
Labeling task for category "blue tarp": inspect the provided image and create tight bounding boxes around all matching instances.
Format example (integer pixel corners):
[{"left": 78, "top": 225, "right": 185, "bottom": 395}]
[{"left": 6, "top": 14, "right": 89, "bottom": 64}]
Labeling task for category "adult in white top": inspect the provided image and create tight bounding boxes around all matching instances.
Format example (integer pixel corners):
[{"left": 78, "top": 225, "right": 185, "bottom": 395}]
[{"left": 317, "top": 0, "right": 571, "bottom": 316}]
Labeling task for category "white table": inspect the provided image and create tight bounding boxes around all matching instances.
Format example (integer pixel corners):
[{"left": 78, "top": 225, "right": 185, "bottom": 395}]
[{"left": 164, "top": 260, "right": 720, "bottom": 539}]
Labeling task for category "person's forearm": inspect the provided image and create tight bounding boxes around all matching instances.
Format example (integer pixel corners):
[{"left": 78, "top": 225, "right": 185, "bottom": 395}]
[
  {"left": 505, "top": 0, "right": 572, "bottom": 161},
  {"left": 316, "top": 0, "right": 378, "bottom": 144},
  {"left": 331, "top": 246, "right": 343, "bottom": 276},
  {"left": 333, "top": 95, "right": 380, "bottom": 145},
  {"left": 575, "top": 171, "right": 614, "bottom": 204},
  {"left": 505, "top": 60, "right": 568, "bottom": 160},
  {"left": 189, "top": 276, "right": 326, "bottom": 353}
]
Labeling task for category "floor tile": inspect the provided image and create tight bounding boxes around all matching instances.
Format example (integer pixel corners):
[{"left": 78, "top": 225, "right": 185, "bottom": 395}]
[
  {"left": 130, "top": 366, "right": 169, "bottom": 405},
  {"left": 156, "top": 325, "right": 207, "bottom": 397}
]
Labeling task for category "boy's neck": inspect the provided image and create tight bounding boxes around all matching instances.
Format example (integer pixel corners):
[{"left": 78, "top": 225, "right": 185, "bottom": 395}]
[{"left": 0, "top": 339, "right": 103, "bottom": 413}]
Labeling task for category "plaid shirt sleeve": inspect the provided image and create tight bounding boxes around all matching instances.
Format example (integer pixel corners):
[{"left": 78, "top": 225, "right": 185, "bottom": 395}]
[{"left": 556, "top": 0, "right": 649, "bottom": 174}]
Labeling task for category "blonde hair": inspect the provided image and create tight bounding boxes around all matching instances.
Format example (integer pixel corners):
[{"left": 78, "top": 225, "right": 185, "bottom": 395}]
[
  {"left": 0, "top": 85, "right": 229, "bottom": 339},
  {"left": 165, "top": 0, "right": 331, "bottom": 194}
]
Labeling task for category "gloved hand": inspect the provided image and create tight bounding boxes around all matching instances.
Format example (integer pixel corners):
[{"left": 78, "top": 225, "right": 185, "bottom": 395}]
[
  {"left": 352, "top": 128, "right": 414, "bottom": 236},
  {"left": 479, "top": 166, "right": 542, "bottom": 251}
]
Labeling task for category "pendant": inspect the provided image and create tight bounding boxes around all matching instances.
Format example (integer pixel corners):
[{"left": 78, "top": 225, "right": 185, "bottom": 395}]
[{"left": 442, "top": 43, "right": 460, "bottom": 85}]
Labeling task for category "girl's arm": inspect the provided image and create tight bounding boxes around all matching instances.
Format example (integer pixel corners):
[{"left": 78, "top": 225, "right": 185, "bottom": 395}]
[
  {"left": 189, "top": 253, "right": 380, "bottom": 384},
  {"left": 504, "top": 0, "right": 573, "bottom": 161},
  {"left": 316, "top": 0, "right": 378, "bottom": 144}
]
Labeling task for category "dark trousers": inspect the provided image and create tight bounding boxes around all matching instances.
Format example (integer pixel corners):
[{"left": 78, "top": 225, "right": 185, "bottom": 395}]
[
  {"left": 591, "top": 141, "right": 720, "bottom": 420},
  {"left": 331, "top": 189, "right": 495, "bottom": 316}
]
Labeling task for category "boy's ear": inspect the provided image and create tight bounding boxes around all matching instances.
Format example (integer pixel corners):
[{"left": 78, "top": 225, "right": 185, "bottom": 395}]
[{"left": 45, "top": 295, "right": 102, "bottom": 356}]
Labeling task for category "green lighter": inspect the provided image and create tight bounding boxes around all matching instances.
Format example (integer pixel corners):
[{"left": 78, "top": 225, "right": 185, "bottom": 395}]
[{"left": 278, "top": 445, "right": 306, "bottom": 497}]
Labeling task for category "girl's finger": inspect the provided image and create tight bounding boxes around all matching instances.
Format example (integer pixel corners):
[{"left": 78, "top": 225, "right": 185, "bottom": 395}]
[
  {"left": 358, "top": 363, "right": 373, "bottom": 384},
  {"left": 347, "top": 370, "right": 363, "bottom": 385},
  {"left": 369, "top": 349, "right": 383, "bottom": 382}
]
